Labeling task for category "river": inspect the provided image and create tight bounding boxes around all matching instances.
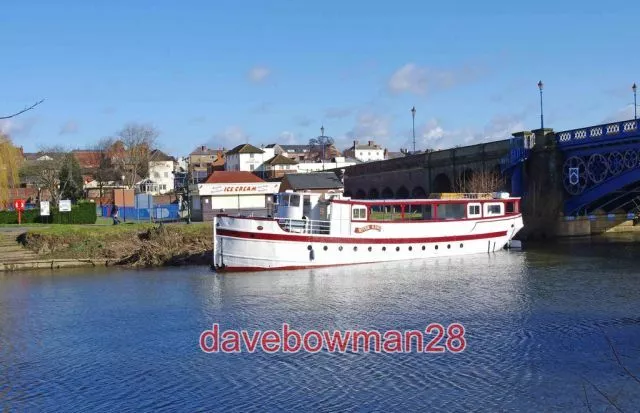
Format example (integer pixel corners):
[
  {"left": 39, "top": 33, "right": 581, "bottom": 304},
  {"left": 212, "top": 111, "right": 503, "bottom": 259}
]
[{"left": 1, "top": 234, "right": 640, "bottom": 412}]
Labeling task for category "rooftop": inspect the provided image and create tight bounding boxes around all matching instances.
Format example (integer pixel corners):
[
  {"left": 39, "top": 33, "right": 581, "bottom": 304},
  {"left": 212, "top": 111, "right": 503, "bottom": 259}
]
[
  {"left": 226, "top": 143, "right": 264, "bottom": 155},
  {"left": 265, "top": 154, "right": 299, "bottom": 166},
  {"left": 283, "top": 172, "right": 344, "bottom": 190},
  {"left": 203, "top": 171, "right": 266, "bottom": 184}
]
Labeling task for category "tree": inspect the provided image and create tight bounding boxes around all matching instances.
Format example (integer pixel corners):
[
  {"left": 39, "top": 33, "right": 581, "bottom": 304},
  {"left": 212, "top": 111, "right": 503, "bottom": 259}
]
[
  {"left": 58, "top": 153, "right": 84, "bottom": 202},
  {"left": 0, "top": 100, "right": 44, "bottom": 120},
  {"left": 455, "top": 169, "right": 505, "bottom": 193},
  {"left": 0, "top": 135, "right": 23, "bottom": 209},
  {"left": 308, "top": 135, "right": 340, "bottom": 161},
  {"left": 19, "top": 147, "right": 67, "bottom": 205},
  {"left": 113, "top": 123, "right": 159, "bottom": 187},
  {"left": 92, "top": 138, "right": 121, "bottom": 203}
]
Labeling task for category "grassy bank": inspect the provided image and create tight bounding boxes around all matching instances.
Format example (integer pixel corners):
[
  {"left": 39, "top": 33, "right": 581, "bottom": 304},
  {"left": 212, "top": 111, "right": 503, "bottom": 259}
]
[{"left": 17, "top": 222, "right": 213, "bottom": 267}]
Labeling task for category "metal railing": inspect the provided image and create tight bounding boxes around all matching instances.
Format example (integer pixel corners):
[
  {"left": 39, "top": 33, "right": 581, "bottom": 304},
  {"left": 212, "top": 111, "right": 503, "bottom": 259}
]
[
  {"left": 276, "top": 217, "right": 331, "bottom": 234},
  {"left": 556, "top": 119, "right": 638, "bottom": 147}
]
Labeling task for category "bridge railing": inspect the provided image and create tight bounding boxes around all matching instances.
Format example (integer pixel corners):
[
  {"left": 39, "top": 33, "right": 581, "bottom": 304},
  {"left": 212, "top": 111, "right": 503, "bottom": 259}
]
[{"left": 556, "top": 119, "right": 638, "bottom": 147}]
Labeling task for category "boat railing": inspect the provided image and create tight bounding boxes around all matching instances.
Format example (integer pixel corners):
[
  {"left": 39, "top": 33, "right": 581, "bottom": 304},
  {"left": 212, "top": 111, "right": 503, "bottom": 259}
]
[{"left": 276, "top": 217, "right": 331, "bottom": 234}]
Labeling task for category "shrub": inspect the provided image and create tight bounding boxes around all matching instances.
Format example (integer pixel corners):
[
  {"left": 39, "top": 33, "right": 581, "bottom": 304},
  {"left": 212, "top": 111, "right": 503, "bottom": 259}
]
[{"left": 0, "top": 202, "right": 97, "bottom": 224}]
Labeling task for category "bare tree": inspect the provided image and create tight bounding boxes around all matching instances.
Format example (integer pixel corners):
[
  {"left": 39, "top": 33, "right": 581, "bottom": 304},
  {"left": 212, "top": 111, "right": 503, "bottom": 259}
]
[
  {"left": 0, "top": 99, "right": 45, "bottom": 120},
  {"left": 91, "top": 138, "right": 121, "bottom": 203},
  {"left": 19, "top": 146, "right": 67, "bottom": 204},
  {"left": 113, "top": 123, "right": 159, "bottom": 187},
  {"left": 455, "top": 169, "right": 505, "bottom": 193}
]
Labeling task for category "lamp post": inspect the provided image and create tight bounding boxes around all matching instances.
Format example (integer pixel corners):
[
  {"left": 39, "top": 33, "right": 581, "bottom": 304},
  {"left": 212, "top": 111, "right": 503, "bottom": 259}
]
[
  {"left": 121, "top": 174, "right": 126, "bottom": 222},
  {"left": 411, "top": 106, "right": 416, "bottom": 153},
  {"left": 537, "top": 80, "right": 544, "bottom": 130},
  {"left": 320, "top": 125, "right": 325, "bottom": 171},
  {"left": 633, "top": 82, "right": 637, "bottom": 121}
]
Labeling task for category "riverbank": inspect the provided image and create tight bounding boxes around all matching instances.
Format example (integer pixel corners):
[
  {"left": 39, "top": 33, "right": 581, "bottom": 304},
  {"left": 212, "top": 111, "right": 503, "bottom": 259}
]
[{"left": 0, "top": 222, "right": 213, "bottom": 271}]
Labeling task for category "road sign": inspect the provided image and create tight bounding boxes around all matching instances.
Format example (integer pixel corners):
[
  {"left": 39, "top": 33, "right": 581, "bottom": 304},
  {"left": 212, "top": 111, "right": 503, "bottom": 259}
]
[
  {"left": 40, "top": 201, "right": 50, "bottom": 216},
  {"left": 13, "top": 199, "right": 25, "bottom": 211},
  {"left": 59, "top": 199, "right": 72, "bottom": 212}
]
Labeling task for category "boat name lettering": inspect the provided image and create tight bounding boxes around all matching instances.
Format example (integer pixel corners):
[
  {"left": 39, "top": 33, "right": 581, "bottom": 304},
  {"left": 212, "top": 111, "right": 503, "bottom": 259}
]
[{"left": 355, "top": 224, "right": 382, "bottom": 233}]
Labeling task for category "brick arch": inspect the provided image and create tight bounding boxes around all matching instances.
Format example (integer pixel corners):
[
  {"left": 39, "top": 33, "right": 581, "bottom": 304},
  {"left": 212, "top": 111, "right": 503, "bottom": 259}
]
[
  {"left": 411, "top": 186, "right": 426, "bottom": 198},
  {"left": 354, "top": 189, "right": 366, "bottom": 199},
  {"left": 396, "top": 186, "right": 409, "bottom": 199},
  {"left": 433, "top": 173, "right": 452, "bottom": 193},
  {"left": 368, "top": 188, "right": 379, "bottom": 199},
  {"left": 381, "top": 187, "right": 394, "bottom": 199}
]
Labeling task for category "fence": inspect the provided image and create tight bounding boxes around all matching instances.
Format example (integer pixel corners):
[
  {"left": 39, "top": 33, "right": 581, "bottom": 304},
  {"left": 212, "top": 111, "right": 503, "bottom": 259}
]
[{"left": 99, "top": 204, "right": 181, "bottom": 222}]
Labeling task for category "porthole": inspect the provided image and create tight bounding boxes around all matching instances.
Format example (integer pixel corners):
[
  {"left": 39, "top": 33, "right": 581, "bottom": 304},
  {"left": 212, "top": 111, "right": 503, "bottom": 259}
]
[
  {"left": 459, "top": 243, "right": 463, "bottom": 248},
  {"left": 382, "top": 246, "right": 386, "bottom": 251},
  {"left": 307, "top": 245, "right": 312, "bottom": 251},
  {"left": 339, "top": 246, "right": 343, "bottom": 251},
  {"left": 408, "top": 246, "right": 412, "bottom": 251},
  {"left": 447, "top": 244, "right": 451, "bottom": 249},
  {"left": 323, "top": 246, "right": 328, "bottom": 251},
  {"left": 396, "top": 246, "right": 400, "bottom": 252},
  {"left": 353, "top": 246, "right": 358, "bottom": 252},
  {"left": 368, "top": 246, "right": 372, "bottom": 252},
  {"left": 421, "top": 245, "right": 426, "bottom": 251},
  {"left": 435, "top": 245, "right": 439, "bottom": 250}
]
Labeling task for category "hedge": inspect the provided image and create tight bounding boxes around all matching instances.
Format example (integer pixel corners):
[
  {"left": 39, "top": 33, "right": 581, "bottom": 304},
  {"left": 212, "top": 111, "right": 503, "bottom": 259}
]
[{"left": 0, "top": 202, "right": 97, "bottom": 225}]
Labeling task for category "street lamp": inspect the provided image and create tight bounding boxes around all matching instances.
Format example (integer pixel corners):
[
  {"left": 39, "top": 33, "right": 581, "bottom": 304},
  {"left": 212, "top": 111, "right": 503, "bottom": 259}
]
[
  {"left": 411, "top": 106, "right": 416, "bottom": 153},
  {"left": 121, "top": 174, "right": 126, "bottom": 222},
  {"left": 320, "top": 125, "right": 325, "bottom": 171},
  {"left": 633, "top": 82, "right": 637, "bottom": 121},
  {"left": 537, "top": 80, "right": 544, "bottom": 130}
]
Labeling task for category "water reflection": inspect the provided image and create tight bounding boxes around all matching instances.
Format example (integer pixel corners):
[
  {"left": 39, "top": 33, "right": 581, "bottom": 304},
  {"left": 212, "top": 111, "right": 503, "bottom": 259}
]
[{"left": 0, "top": 239, "right": 639, "bottom": 412}]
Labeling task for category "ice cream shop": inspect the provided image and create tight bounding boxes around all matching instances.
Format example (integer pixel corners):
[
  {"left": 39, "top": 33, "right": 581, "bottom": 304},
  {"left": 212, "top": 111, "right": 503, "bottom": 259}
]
[{"left": 190, "top": 171, "right": 280, "bottom": 221}]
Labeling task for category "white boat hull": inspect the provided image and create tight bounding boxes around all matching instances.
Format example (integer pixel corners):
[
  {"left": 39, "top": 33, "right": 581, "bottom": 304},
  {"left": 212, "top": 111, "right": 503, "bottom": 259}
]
[{"left": 214, "top": 215, "right": 524, "bottom": 272}]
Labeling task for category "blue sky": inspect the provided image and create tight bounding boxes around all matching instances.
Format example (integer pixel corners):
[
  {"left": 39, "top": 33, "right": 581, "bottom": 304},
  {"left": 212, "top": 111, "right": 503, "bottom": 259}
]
[{"left": 1, "top": 0, "right": 639, "bottom": 155}]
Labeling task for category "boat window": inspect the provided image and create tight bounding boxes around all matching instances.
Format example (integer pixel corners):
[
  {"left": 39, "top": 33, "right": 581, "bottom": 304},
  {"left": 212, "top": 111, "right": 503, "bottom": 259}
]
[
  {"left": 406, "top": 204, "right": 432, "bottom": 220},
  {"left": 370, "top": 204, "right": 402, "bottom": 221},
  {"left": 467, "top": 203, "right": 481, "bottom": 218},
  {"left": 289, "top": 194, "right": 301, "bottom": 207},
  {"left": 352, "top": 206, "right": 367, "bottom": 220},
  {"left": 505, "top": 202, "right": 516, "bottom": 213},
  {"left": 437, "top": 203, "right": 466, "bottom": 220},
  {"left": 485, "top": 202, "right": 503, "bottom": 216}
]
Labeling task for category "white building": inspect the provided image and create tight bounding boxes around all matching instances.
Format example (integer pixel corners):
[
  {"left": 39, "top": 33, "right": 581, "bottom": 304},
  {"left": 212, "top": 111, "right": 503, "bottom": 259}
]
[
  {"left": 189, "top": 171, "right": 281, "bottom": 221},
  {"left": 344, "top": 140, "right": 385, "bottom": 162},
  {"left": 296, "top": 157, "right": 358, "bottom": 173},
  {"left": 141, "top": 150, "right": 175, "bottom": 195},
  {"left": 225, "top": 143, "right": 275, "bottom": 174}
]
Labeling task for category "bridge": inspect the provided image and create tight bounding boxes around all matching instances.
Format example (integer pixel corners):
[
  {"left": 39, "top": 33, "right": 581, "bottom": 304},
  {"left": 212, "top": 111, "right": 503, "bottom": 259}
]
[{"left": 343, "top": 118, "right": 640, "bottom": 219}]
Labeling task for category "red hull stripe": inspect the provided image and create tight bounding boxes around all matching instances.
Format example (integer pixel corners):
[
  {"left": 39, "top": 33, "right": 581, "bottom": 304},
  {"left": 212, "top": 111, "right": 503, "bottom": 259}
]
[{"left": 216, "top": 229, "right": 508, "bottom": 244}]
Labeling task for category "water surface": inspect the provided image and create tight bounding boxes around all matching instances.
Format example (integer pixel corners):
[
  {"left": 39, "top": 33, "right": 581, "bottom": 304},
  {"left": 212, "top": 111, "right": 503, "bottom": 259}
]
[{"left": 1, "top": 234, "right": 640, "bottom": 412}]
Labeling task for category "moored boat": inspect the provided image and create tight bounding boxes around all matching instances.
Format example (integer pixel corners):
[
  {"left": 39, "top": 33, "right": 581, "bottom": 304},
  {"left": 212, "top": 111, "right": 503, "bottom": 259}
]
[{"left": 213, "top": 191, "right": 523, "bottom": 272}]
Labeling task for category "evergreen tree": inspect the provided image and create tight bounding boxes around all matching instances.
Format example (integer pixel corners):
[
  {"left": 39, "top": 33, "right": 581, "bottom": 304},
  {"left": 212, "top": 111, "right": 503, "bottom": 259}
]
[{"left": 58, "top": 153, "right": 84, "bottom": 202}]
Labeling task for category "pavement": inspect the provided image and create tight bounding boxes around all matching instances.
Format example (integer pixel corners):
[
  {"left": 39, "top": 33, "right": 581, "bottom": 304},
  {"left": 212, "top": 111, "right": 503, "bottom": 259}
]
[{"left": 0, "top": 230, "right": 39, "bottom": 263}]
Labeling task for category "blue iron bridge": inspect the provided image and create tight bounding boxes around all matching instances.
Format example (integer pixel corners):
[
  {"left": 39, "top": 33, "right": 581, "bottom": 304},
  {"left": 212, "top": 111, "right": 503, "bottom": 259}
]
[{"left": 556, "top": 119, "right": 640, "bottom": 216}]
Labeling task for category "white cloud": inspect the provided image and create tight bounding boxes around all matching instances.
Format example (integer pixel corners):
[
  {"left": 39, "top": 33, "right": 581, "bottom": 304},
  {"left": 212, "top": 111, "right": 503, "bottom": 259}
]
[
  {"left": 211, "top": 126, "right": 250, "bottom": 148},
  {"left": 0, "top": 117, "right": 38, "bottom": 138},
  {"left": 348, "top": 113, "right": 391, "bottom": 140},
  {"left": 59, "top": 120, "right": 79, "bottom": 135},
  {"left": 278, "top": 131, "right": 297, "bottom": 144},
  {"left": 248, "top": 66, "right": 270, "bottom": 83},
  {"left": 603, "top": 105, "right": 636, "bottom": 123},
  {"left": 388, "top": 63, "right": 478, "bottom": 95}
]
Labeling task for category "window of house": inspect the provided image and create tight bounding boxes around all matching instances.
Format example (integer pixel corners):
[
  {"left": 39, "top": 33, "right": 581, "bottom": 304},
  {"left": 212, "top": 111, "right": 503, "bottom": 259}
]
[
  {"left": 250, "top": 164, "right": 255, "bottom": 171},
  {"left": 164, "top": 172, "right": 169, "bottom": 178},
  {"left": 154, "top": 172, "right": 160, "bottom": 178},
  {"left": 249, "top": 153, "right": 254, "bottom": 159}
]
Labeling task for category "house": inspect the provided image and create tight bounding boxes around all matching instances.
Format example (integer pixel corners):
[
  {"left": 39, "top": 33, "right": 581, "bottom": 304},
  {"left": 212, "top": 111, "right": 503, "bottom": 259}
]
[
  {"left": 224, "top": 143, "right": 275, "bottom": 174},
  {"left": 263, "top": 154, "right": 299, "bottom": 179},
  {"left": 72, "top": 150, "right": 102, "bottom": 170},
  {"left": 266, "top": 144, "right": 313, "bottom": 162},
  {"left": 142, "top": 149, "right": 175, "bottom": 195},
  {"left": 189, "top": 145, "right": 223, "bottom": 181},
  {"left": 279, "top": 172, "right": 344, "bottom": 194},
  {"left": 343, "top": 140, "right": 385, "bottom": 162},
  {"left": 189, "top": 171, "right": 280, "bottom": 221}
]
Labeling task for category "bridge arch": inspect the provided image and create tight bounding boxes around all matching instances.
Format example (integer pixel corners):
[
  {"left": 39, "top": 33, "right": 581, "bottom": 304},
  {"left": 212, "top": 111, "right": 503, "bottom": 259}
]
[
  {"left": 411, "top": 186, "right": 426, "bottom": 198},
  {"left": 368, "top": 188, "right": 379, "bottom": 199},
  {"left": 433, "top": 173, "right": 452, "bottom": 193},
  {"left": 457, "top": 168, "right": 475, "bottom": 192},
  {"left": 396, "top": 186, "right": 409, "bottom": 199},
  {"left": 381, "top": 187, "right": 394, "bottom": 199},
  {"left": 354, "top": 189, "right": 366, "bottom": 199},
  {"left": 344, "top": 190, "right": 353, "bottom": 198}
]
